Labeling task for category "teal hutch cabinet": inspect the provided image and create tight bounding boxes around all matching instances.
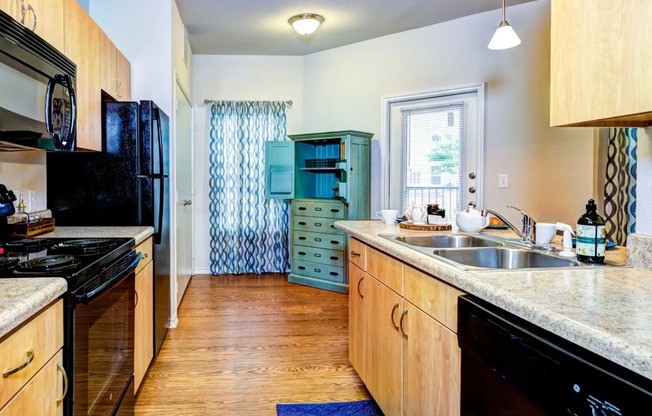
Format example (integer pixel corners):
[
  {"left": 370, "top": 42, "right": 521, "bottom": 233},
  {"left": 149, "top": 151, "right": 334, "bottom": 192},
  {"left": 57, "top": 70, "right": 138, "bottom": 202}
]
[{"left": 265, "top": 130, "right": 373, "bottom": 293}]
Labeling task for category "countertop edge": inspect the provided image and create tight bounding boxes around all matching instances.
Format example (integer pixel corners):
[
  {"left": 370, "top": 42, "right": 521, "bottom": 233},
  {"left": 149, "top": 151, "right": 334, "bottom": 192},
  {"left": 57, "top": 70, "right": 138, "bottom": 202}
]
[
  {"left": 336, "top": 220, "right": 652, "bottom": 382},
  {"left": 0, "top": 278, "right": 67, "bottom": 339},
  {"left": 38, "top": 226, "right": 155, "bottom": 245}
]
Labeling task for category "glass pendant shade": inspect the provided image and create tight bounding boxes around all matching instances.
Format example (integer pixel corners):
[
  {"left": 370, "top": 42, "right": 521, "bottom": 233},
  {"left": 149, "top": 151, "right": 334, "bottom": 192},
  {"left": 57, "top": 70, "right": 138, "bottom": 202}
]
[
  {"left": 289, "top": 13, "right": 324, "bottom": 35},
  {"left": 488, "top": 20, "right": 521, "bottom": 50}
]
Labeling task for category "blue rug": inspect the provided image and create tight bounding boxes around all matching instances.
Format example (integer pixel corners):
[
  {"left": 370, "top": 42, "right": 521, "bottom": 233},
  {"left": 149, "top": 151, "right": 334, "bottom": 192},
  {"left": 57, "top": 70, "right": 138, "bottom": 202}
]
[{"left": 276, "top": 400, "right": 383, "bottom": 416}]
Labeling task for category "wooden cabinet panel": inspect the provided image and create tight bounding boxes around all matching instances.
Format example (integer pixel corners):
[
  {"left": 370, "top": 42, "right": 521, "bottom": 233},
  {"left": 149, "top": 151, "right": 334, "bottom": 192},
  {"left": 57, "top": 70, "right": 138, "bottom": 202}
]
[
  {"left": 403, "top": 265, "right": 465, "bottom": 333},
  {"left": 348, "top": 262, "right": 366, "bottom": 383},
  {"left": 367, "top": 246, "right": 402, "bottom": 295},
  {"left": 0, "top": 0, "right": 63, "bottom": 51},
  {"left": 0, "top": 350, "right": 65, "bottom": 416},
  {"left": 366, "top": 276, "right": 403, "bottom": 416},
  {"left": 63, "top": 0, "right": 101, "bottom": 151},
  {"left": 0, "top": 300, "right": 63, "bottom": 409},
  {"left": 101, "top": 32, "right": 131, "bottom": 101},
  {"left": 134, "top": 237, "right": 154, "bottom": 394},
  {"left": 116, "top": 48, "right": 131, "bottom": 100},
  {"left": 403, "top": 303, "right": 460, "bottom": 416},
  {"left": 550, "top": 0, "right": 652, "bottom": 126}
]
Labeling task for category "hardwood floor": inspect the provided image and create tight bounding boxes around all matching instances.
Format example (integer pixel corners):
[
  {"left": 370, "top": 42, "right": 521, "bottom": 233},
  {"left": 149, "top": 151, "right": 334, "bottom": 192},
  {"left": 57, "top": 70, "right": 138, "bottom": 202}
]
[{"left": 135, "top": 273, "right": 372, "bottom": 415}]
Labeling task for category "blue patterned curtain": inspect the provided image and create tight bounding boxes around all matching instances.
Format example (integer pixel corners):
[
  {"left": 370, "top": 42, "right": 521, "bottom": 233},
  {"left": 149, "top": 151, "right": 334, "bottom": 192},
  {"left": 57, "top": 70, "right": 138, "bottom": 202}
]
[
  {"left": 208, "top": 101, "right": 291, "bottom": 274},
  {"left": 603, "top": 128, "right": 637, "bottom": 246}
]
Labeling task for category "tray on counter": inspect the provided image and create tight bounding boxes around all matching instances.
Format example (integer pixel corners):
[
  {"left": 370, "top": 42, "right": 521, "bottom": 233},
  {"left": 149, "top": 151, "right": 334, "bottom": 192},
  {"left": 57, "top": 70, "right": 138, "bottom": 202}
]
[
  {"left": 8, "top": 218, "right": 56, "bottom": 237},
  {"left": 399, "top": 222, "right": 452, "bottom": 231}
]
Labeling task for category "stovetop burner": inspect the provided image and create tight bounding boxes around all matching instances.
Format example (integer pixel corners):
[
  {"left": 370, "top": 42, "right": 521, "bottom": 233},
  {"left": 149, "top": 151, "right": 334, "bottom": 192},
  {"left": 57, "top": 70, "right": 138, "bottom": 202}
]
[
  {"left": 4, "top": 238, "right": 54, "bottom": 252},
  {"left": 0, "top": 256, "right": 19, "bottom": 275},
  {"left": 15, "top": 254, "right": 81, "bottom": 274},
  {"left": 51, "top": 238, "right": 117, "bottom": 256}
]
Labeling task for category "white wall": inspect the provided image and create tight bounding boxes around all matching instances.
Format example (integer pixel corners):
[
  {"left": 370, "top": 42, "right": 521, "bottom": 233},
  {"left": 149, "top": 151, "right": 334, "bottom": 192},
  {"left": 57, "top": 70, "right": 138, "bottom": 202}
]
[{"left": 192, "top": 55, "right": 304, "bottom": 272}]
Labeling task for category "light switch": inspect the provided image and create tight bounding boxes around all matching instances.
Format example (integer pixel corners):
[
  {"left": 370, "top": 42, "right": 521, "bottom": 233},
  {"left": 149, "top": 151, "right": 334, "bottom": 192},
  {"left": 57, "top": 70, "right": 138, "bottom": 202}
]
[{"left": 498, "top": 174, "right": 509, "bottom": 188}]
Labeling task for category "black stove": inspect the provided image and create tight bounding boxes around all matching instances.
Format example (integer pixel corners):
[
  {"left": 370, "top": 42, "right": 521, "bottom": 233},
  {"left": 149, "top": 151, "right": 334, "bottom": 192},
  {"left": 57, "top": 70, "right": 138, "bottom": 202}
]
[{"left": 0, "top": 237, "right": 135, "bottom": 289}]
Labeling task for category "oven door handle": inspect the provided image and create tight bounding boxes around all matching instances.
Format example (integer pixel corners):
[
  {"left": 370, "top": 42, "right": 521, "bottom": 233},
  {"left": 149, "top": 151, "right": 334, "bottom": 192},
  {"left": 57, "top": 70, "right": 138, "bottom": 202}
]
[{"left": 76, "top": 252, "right": 142, "bottom": 305}]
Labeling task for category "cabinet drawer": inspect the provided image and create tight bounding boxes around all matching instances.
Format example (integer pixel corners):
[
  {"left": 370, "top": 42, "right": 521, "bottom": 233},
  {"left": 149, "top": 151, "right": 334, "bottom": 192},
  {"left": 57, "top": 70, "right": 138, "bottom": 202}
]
[
  {"left": 293, "top": 245, "right": 344, "bottom": 267},
  {"left": 293, "top": 216, "right": 342, "bottom": 235},
  {"left": 403, "top": 265, "right": 465, "bottom": 333},
  {"left": 292, "top": 200, "right": 345, "bottom": 219},
  {"left": 135, "top": 237, "right": 153, "bottom": 275},
  {"left": 0, "top": 300, "right": 63, "bottom": 409},
  {"left": 294, "top": 230, "right": 346, "bottom": 251},
  {"left": 348, "top": 238, "right": 366, "bottom": 270},
  {"left": 292, "top": 260, "right": 346, "bottom": 283},
  {"left": 367, "top": 246, "right": 402, "bottom": 295}
]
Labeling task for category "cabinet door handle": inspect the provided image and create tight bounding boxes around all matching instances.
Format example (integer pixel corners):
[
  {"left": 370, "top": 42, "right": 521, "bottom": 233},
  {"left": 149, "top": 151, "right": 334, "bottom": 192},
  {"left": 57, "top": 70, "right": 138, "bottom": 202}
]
[
  {"left": 298, "top": 221, "right": 307, "bottom": 225},
  {"left": 391, "top": 302, "right": 400, "bottom": 330},
  {"left": 357, "top": 276, "right": 364, "bottom": 298},
  {"left": 399, "top": 308, "right": 409, "bottom": 339},
  {"left": 330, "top": 240, "right": 339, "bottom": 245},
  {"left": 314, "top": 268, "right": 322, "bottom": 273},
  {"left": 315, "top": 238, "right": 322, "bottom": 242},
  {"left": 314, "top": 253, "right": 321, "bottom": 258},
  {"left": 331, "top": 209, "right": 340, "bottom": 213},
  {"left": 56, "top": 362, "right": 69, "bottom": 405},
  {"left": 315, "top": 207, "right": 322, "bottom": 211},
  {"left": 298, "top": 251, "right": 306, "bottom": 256},
  {"left": 27, "top": 3, "right": 36, "bottom": 31},
  {"left": 298, "top": 236, "right": 306, "bottom": 240},
  {"left": 3, "top": 348, "right": 34, "bottom": 378},
  {"left": 298, "top": 266, "right": 306, "bottom": 271},
  {"left": 298, "top": 207, "right": 307, "bottom": 210},
  {"left": 330, "top": 256, "right": 338, "bottom": 260},
  {"left": 19, "top": 0, "right": 26, "bottom": 24},
  {"left": 329, "top": 271, "right": 339, "bottom": 276},
  {"left": 350, "top": 250, "right": 361, "bottom": 257},
  {"left": 314, "top": 222, "right": 322, "bottom": 227}
]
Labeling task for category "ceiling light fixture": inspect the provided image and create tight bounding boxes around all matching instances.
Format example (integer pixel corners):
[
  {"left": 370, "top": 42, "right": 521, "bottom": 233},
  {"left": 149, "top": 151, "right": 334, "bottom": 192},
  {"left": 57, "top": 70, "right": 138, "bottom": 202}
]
[
  {"left": 488, "top": 0, "right": 521, "bottom": 50},
  {"left": 289, "top": 13, "right": 324, "bottom": 36}
]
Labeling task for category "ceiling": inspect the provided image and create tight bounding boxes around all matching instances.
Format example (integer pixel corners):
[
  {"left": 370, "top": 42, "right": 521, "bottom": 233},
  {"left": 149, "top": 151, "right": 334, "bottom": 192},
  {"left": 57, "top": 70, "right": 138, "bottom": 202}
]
[{"left": 176, "top": 0, "right": 537, "bottom": 56}]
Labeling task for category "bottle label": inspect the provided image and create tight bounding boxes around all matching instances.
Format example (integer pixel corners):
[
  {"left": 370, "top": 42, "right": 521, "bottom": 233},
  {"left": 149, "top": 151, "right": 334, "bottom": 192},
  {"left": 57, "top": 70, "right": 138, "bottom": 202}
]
[{"left": 576, "top": 224, "right": 606, "bottom": 257}]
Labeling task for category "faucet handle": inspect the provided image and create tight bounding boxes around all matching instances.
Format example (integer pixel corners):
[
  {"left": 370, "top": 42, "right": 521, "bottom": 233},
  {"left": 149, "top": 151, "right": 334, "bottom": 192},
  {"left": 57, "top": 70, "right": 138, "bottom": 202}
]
[{"left": 506, "top": 205, "right": 536, "bottom": 242}]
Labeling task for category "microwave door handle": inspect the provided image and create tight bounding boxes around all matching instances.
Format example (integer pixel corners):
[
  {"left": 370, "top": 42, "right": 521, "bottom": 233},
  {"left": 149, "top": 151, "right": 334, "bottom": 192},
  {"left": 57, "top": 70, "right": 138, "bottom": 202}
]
[
  {"left": 66, "top": 76, "right": 76, "bottom": 146},
  {"left": 45, "top": 75, "right": 76, "bottom": 150},
  {"left": 45, "top": 77, "right": 56, "bottom": 137}
]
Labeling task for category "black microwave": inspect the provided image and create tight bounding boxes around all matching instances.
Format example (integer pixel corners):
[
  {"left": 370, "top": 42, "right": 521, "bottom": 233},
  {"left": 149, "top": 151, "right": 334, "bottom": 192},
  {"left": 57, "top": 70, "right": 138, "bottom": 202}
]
[{"left": 0, "top": 10, "right": 76, "bottom": 151}]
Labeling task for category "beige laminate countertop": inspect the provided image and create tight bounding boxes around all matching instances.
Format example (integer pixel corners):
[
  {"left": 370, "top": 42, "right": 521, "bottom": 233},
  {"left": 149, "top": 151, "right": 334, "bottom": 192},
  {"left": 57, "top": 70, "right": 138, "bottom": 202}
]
[
  {"left": 1, "top": 226, "right": 154, "bottom": 339},
  {"left": 335, "top": 220, "right": 652, "bottom": 382}
]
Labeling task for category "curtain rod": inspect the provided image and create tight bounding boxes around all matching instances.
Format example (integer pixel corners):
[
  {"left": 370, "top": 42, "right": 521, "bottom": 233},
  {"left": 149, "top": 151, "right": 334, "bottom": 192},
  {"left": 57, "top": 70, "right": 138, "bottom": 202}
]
[{"left": 203, "top": 98, "right": 293, "bottom": 107}]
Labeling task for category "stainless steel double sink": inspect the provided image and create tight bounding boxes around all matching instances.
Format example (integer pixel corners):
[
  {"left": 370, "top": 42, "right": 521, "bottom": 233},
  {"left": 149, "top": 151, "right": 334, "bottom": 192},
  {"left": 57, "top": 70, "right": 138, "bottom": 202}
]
[{"left": 384, "top": 234, "right": 586, "bottom": 270}]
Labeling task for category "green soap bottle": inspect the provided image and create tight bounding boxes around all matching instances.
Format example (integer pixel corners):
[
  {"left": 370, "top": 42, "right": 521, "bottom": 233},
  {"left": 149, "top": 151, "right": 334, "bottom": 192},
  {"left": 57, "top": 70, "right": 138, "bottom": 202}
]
[{"left": 576, "top": 199, "right": 606, "bottom": 263}]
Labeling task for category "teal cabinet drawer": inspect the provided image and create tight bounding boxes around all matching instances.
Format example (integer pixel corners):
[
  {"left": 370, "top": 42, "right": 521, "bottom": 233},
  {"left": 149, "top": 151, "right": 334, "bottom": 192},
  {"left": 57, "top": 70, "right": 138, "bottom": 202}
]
[
  {"left": 293, "top": 246, "right": 344, "bottom": 267},
  {"left": 292, "top": 260, "right": 346, "bottom": 283},
  {"left": 292, "top": 216, "right": 342, "bottom": 235},
  {"left": 292, "top": 200, "right": 345, "bottom": 219},
  {"left": 294, "top": 230, "right": 346, "bottom": 251}
]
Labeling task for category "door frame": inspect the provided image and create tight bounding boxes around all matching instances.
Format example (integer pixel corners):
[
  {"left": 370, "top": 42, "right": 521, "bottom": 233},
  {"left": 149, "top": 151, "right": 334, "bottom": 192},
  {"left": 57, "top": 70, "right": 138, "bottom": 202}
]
[{"left": 380, "top": 83, "right": 486, "bottom": 211}]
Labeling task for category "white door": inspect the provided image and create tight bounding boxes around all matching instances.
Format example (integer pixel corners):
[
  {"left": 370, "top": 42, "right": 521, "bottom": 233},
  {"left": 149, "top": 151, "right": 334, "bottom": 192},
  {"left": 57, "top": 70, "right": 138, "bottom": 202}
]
[
  {"left": 383, "top": 84, "right": 485, "bottom": 218},
  {"left": 175, "top": 81, "right": 193, "bottom": 306}
]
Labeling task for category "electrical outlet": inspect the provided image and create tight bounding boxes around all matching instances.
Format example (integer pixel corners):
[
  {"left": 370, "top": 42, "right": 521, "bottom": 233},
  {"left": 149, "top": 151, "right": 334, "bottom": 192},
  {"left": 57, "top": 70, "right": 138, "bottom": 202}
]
[
  {"left": 498, "top": 174, "right": 509, "bottom": 188},
  {"left": 28, "top": 190, "right": 37, "bottom": 212}
]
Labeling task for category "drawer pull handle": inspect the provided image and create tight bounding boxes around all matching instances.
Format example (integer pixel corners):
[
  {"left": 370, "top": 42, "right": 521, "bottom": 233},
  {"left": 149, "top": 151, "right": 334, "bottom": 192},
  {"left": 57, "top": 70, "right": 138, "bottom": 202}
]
[
  {"left": 399, "top": 308, "right": 409, "bottom": 339},
  {"left": 298, "top": 266, "right": 306, "bottom": 270},
  {"left": 299, "top": 221, "right": 307, "bottom": 225},
  {"left": 357, "top": 276, "right": 364, "bottom": 298},
  {"left": 299, "top": 207, "right": 307, "bottom": 210},
  {"left": 330, "top": 240, "right": 338, "bottom": 245},
  {"left": 315, "top": 207, "right": 322, "bottom": 211},
  {"left": 350, "top": 251, "right": 361, "bottom": 257},
  {"left": 330, "top": 256, "right": 339, "bottom": 260},
  {"left": 329, "top": 271, "right": 339, "bottom": 276},
  {"left": 314, "top": 253, "right": 322, "bottom": 258},
  {"left": 314, "top": 268, "right": 322, "bottom": 273},
  {"left": 315, "top": 223, "right": 322, "bottom": 227},
  {"left": 56, "top": 362, "right": 69, "bottom": 405},
  {"left": 3, "top": 348, "right": 34, "bottom": 378},
  {"left": 331, "top": 209, "right": 340, "bottom": 213},
  {"left": 298, "top": 251, "right": 307, "bottom": 256},
  {"left": 391, "top": 302, "right": 400, "bottom": 330},
  {"left": 299, "top": 236, "right": 306, "bottom": 240},
  {"left": 315, "top": 238, "right": 322, "bottom": 242}
]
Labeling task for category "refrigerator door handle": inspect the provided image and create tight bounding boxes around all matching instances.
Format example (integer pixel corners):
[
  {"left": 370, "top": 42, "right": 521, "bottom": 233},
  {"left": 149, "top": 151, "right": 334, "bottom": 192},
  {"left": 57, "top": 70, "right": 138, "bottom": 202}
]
[{"left": 153, "top": 108, "right": 165, "bottom": 245}]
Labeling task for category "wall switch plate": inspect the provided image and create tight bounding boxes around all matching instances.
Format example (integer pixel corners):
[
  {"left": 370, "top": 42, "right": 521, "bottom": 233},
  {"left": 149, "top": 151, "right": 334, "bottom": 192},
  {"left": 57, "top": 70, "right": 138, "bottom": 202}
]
[{"left": 498, "top": 174, "right": 509, "bottom": 188}]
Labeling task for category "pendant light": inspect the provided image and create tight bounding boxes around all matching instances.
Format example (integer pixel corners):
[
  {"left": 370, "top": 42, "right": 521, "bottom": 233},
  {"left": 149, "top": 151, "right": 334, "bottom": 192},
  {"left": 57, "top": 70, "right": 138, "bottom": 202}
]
[
  {"left": 488, "top": 0, "right": 521, "bottom": 50},
  {"left": 289, "top": 13, "right": 324, "bottom": 36}
]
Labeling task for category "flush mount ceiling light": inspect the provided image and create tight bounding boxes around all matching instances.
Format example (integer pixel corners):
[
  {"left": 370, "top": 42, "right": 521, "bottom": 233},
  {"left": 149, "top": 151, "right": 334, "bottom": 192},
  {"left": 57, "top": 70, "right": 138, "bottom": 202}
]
[
  {"left": 488, "top": 0, "right": 521, "bottom": 50},
  {"left": 289, "top": 13, "right": 324, "bottom": 35}
]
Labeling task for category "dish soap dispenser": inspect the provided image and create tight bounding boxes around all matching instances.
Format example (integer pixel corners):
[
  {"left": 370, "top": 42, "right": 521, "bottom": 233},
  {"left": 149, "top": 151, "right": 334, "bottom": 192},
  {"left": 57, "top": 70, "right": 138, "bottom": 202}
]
[{"left": 576, "top": 199, "right": 606, "bottom": 263}]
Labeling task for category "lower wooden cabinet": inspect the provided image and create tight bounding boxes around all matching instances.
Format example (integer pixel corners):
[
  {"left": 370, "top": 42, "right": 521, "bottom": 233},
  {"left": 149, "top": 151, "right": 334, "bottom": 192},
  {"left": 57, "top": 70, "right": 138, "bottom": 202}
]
[
  {"left": 134, "top": 237, "right": 154, "bottom": 394},
  {"left": 0, "top": 299, "right": 66, "bottom": 415},
  {"left": 348, "top": 237, "right": 463, "bottom": 416}
]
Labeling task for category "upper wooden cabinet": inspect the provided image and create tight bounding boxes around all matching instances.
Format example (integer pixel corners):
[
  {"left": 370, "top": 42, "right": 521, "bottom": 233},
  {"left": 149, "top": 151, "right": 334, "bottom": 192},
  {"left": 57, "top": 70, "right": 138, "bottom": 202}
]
[
  {"left": 550, "top": 0, "right": 652, "bottom": 127},
  {"left": 101, "top": 32, "right": 131, "bottom": 101},
  {"left": 63, "top": 0, "right": 102, "bottom": 151},
  {"left": 0, "top": 0, "right": 64, "bottom": 51}
]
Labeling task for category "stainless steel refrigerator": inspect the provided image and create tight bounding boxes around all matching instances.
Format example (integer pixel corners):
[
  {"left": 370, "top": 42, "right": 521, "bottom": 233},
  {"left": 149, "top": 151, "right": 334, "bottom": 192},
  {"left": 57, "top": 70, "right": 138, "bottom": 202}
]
[{"left": 47, "top": 99, "right": 171, "bottom": 355}]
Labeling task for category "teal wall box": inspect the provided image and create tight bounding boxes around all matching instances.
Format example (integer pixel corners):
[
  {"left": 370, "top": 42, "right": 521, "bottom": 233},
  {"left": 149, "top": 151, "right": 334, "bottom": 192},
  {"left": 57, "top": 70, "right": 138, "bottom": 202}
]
[{"left": 265, "top": 130, "right": 373, "bottom": 293}]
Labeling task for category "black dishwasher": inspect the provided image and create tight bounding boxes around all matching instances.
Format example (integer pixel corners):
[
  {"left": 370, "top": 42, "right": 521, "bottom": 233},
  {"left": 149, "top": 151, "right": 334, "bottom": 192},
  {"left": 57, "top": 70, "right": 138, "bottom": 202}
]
[{"left": 457, "top": 295, "right": 652, "bottom": 415}]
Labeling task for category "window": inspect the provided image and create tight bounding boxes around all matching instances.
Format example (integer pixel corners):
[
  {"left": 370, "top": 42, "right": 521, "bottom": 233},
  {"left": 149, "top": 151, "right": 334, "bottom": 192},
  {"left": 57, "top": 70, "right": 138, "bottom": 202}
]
[{"left": 382, "top": 84, "right": 485, "bottom": 218}]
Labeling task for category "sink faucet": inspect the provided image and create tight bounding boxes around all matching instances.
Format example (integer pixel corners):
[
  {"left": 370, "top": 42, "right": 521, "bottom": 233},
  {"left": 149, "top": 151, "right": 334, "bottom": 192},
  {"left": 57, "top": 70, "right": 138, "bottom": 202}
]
[{"left": 482, "top": 205, "right": 537, "bottom": 244}]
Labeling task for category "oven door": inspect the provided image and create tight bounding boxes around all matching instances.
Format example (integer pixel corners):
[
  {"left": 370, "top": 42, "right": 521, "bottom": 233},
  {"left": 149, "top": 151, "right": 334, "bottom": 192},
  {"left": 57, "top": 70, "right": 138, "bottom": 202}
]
[{"left": 70, "top": 251, "right": 140, "bottom": 416}]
